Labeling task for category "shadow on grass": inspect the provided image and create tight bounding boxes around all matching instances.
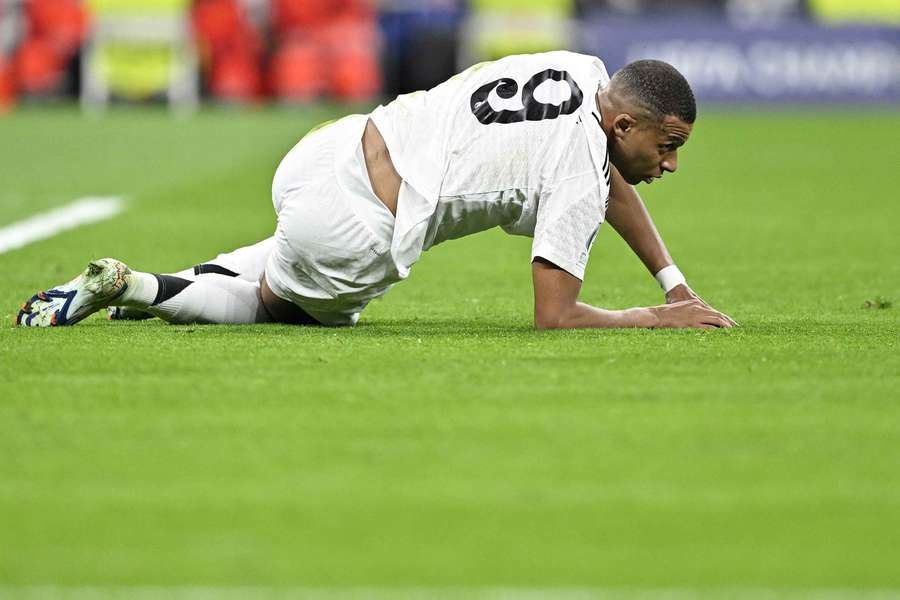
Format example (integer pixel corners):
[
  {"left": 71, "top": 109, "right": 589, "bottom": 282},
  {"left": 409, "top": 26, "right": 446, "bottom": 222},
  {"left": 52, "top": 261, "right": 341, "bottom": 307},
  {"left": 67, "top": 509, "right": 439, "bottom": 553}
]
[
  {"left": 12, "top": 312, "right": 891, "bottom": 343},
  {"left": 143, "top": 319, "right": 738, "bottom": 342},
  {"left": 6, "top": 315, "right": 745, "bottom": 340},
  {"left": 170, "top": 318, "right": 539, "bottom": 339}
]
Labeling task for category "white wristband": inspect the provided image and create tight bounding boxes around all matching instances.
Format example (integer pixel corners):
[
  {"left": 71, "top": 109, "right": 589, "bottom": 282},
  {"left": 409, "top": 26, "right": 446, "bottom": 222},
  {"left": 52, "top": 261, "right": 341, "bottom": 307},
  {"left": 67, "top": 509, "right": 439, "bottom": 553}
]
[{"left": 655, "top": 265, "right": 686, "bottom": 293}]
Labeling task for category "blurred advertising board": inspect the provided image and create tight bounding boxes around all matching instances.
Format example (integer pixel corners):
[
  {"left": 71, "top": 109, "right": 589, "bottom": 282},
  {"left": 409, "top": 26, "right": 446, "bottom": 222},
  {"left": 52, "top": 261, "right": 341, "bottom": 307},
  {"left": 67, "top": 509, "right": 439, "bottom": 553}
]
[{"left": 580, "top": 16, "right": 899, "bottom": 104}]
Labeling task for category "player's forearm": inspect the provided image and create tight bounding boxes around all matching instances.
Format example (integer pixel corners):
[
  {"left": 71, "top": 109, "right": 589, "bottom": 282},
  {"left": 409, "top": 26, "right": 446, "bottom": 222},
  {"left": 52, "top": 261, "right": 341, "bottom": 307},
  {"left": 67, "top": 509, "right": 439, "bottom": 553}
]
[
  {"left": 606, "top": 173, "right": 673, "bottom": 276},
  {"left": 537, "top": 302, "right": 656, "bottom": 330}
]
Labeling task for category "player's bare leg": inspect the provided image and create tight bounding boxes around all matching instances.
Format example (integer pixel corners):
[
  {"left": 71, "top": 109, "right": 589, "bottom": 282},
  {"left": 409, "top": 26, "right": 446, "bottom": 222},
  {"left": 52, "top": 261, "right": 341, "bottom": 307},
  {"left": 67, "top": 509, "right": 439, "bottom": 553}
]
[{"left": 259, "top": 274, "right": 319, "bottom": 325}]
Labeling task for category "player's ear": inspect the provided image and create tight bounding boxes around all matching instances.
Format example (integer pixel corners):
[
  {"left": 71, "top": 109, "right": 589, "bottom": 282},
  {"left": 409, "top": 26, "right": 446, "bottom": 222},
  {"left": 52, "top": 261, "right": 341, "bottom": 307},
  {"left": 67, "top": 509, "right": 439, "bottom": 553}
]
[{"left": 612, "top": 113, "right": 637, "bottom": 139}]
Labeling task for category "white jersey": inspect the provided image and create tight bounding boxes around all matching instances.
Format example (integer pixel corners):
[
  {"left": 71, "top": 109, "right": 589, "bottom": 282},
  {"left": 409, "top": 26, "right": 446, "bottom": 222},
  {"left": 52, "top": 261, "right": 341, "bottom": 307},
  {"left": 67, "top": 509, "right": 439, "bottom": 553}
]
[{"left": 370, "top": 51, "right": 612, "bottom": 280}]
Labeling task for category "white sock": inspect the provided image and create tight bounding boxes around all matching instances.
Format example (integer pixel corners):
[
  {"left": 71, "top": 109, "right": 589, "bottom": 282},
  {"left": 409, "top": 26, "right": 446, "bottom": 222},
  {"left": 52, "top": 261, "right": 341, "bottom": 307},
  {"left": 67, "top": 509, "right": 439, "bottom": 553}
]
[
  {"left": 120, "top": 272, "right": 270, "bottom": 324},
  {"left": 120, "top": 271, "right": 159, "bottom": 306}
]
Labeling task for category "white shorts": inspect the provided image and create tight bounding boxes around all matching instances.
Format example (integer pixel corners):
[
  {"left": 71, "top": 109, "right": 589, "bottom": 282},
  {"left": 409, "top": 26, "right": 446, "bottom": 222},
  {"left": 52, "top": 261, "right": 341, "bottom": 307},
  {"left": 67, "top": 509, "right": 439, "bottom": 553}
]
[{"left": 264, "top": 115, "right": 402, "bottom": 326}]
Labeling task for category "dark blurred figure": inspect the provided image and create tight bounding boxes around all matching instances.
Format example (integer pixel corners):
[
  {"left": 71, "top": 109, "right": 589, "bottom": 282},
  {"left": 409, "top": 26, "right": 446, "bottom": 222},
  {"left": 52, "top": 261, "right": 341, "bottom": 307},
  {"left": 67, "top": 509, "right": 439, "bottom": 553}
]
[
  {"left": 575, "top": 0, "right": 724, "bottom": 16},
  {"left": 380, "top": 0, "right": 463, "bottom": 96},
  {"left": 576, "top": 0, "right": 810, "bottom": 21}
]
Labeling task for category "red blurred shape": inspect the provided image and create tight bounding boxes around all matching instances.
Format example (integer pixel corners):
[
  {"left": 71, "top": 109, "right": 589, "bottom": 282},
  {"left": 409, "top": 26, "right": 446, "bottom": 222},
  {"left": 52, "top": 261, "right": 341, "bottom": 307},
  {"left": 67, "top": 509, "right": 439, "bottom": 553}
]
[
  {"left": 210, "top": 50, "right": 262, "bottom": 102},
  {"left": 271, "top": 0, "right": 333, "bottom": 35},
  {"left": 269, "top": 1, "right": 381, "bottom": 102},
  {"left": 26, "top": 0, "right": 88, "bottom": 56},
  {"left": 13, "top": 37, "right": 65, "bottom": 95},
  {"left": 193, "top": 0, "right": 264, "bottom": 103},
  {"left": 193, "top": 0, "right": 245, "bottom": 56},
  {"left": 271, "top": 0, "right": 374, "bottom": 38},
  {"left": 267, "top": 39, "right": 324, "bottom": 102},
  {"left": 325, "top": 21, "right": 381, "bottom": 102},
  {"left": 331, "top": 51, "right": 380, "bottom": 102},
  {"left": 0, "top": 55, "right": 15, "bottom": 109}
]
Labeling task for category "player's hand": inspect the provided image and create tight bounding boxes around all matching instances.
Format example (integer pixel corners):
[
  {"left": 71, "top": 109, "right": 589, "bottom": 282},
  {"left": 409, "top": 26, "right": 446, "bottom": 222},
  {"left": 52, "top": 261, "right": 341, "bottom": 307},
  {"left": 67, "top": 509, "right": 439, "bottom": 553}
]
[
  {"left": 665, "top": 283, "right": 704, "bottom": 304},
  {"left": 665, "top": 283, "right": 737, "bottom": 327},
  {"left": 649, "top": 299, "right": 736, "bottom": 329}
]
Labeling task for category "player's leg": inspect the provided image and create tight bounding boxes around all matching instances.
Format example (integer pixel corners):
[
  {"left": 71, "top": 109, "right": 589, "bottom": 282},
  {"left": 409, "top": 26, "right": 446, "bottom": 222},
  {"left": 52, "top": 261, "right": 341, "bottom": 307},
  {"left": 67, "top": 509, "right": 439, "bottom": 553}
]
[
  {"left": 108, "top": 237, "right": 275, "bottom": 320},
  {"left": 259, "top": 114, "right": 403, "bottom": 328},
  {"left": 15, "top": 115, "right": 392, "bottom": 328},
  {"left": 259, "top": 274, "right": 320, "bottom": 325},
  {"left": 173, "top": 237, "right": 275, "bottom": 282},
  {"left": 15, "top": 258, "right": 278, "bottom": 326},
  {"left": 16, "top": 117, "right": 354, "bottom": 328},
  {"left": 120, "top": 269, "right": 269, "bottom": 324}
]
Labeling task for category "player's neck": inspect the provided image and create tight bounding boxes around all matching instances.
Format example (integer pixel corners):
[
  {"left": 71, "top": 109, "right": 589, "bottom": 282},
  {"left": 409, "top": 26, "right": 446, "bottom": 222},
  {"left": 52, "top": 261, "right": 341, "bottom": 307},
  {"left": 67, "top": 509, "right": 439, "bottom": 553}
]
[{"left": 594, "top": 90, "right": 615, "bottom": 139}]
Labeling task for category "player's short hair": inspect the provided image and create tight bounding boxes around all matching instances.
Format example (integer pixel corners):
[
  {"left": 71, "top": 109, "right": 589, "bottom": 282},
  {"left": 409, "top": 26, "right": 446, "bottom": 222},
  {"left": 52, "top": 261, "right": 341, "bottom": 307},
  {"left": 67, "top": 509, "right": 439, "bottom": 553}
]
[{"left": 610, "top": 60, "right": 697, "bottom": 124}]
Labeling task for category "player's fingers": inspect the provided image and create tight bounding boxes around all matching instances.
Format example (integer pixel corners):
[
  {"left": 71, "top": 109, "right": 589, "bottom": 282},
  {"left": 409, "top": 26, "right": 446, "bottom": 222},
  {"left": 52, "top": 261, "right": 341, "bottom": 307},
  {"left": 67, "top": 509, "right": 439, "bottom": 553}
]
[
  {"left": 699, "top": 311, "right": 731, "bottom": 328},
  {"left": 712, "top": 309, "right": 737, "bottom": 327},
  {"left": 712, "top": 315, "right": 733, "bottom": 328}
]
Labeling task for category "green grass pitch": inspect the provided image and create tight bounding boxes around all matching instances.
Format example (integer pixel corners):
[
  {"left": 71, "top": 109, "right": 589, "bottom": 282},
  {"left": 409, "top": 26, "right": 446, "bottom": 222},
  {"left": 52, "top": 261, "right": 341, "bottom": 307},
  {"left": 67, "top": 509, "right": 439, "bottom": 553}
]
[{"left": 1, "top": 106, "right": 898, "bottom": 598}]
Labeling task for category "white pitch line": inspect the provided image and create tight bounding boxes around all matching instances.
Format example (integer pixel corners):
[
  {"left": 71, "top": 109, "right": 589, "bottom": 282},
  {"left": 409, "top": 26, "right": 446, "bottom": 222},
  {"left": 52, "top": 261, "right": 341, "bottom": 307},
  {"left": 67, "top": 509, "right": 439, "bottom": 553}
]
[{"left": 0, "top": 196, "right": 124, "bottom": 255}]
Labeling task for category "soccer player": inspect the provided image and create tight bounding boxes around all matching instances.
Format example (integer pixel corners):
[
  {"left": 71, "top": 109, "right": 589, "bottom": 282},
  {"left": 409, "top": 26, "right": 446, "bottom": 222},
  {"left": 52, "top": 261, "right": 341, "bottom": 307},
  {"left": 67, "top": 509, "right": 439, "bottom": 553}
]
[{"left": 16, "top": 52, "right": 735, "bottom": 330}]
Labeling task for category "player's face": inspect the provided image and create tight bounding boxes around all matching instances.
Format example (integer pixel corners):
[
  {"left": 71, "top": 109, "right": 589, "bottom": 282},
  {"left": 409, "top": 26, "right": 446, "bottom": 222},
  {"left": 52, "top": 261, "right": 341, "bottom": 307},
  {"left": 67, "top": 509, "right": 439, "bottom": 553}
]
[{"left": 611, "top": 114, "right": 692, "bottom": 186}]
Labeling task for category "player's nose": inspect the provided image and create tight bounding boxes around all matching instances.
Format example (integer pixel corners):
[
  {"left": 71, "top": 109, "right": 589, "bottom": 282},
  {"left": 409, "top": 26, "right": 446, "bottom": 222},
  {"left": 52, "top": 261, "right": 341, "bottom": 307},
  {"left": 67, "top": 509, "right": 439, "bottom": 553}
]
[{"left": 661, "top": 151, "right": 678, "bottom": 174}]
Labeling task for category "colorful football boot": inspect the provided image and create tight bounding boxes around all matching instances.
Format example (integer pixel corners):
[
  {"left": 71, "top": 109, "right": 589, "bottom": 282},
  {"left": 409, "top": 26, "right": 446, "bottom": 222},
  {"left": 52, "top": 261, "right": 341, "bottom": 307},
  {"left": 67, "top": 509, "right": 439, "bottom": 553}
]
[{"left": 16, "top": 258, "right": 131, "bottom": 327}]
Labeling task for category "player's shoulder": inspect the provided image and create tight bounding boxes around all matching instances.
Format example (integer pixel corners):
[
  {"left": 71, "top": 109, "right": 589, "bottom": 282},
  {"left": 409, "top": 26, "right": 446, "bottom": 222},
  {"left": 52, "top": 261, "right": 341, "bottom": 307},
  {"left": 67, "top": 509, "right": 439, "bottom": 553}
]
[
  {"left": 446, "top": 52, "right": 609, "bottom": 95},
  {"left": 495, "top": 51, "right": 609, "bottom": 78}
]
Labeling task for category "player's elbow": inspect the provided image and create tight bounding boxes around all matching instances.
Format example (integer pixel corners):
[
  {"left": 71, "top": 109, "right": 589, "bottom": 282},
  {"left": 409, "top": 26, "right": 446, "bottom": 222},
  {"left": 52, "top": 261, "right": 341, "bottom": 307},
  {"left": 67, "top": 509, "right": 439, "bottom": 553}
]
[
  {"left": 534, "top": 315, "right": 561, "bottom": 330},
  {"left": 534, "top": 306, "right": 569, "bottom": 330}
]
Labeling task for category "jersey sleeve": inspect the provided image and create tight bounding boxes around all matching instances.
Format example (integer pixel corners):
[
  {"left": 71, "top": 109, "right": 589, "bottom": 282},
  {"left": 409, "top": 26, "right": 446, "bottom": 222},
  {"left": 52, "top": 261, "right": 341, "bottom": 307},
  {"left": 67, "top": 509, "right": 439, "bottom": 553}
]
[{"left": 531, "top": 171, "right": 605, "bottom": 280}]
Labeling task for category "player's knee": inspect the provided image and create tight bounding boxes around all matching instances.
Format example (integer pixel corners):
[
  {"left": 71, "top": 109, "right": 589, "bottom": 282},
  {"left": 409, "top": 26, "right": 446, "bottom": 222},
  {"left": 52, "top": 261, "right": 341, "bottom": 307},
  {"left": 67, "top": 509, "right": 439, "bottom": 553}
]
[{"left": 259, "top": 275, "right": 320, "bottom": 326}]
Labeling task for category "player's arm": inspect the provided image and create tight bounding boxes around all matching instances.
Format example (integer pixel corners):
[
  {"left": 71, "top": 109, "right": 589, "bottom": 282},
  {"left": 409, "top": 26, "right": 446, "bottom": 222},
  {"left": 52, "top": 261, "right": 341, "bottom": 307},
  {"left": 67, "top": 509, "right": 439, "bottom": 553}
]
[
  {"left": 605, "top": 164, "right": 731, "bottom": 319},
  {"left": 531, "top": 257, "right": 733, "bottom": 330},
  {"left": 605, "top": 163, "right": 672, "bottom": 277}
]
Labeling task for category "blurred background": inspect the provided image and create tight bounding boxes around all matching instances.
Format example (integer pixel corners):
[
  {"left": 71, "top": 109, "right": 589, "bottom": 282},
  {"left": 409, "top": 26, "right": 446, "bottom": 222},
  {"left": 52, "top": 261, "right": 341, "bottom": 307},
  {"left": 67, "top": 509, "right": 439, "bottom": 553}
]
[{"left": 0, "top": 0, "right": 896, "bottom": 113}]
